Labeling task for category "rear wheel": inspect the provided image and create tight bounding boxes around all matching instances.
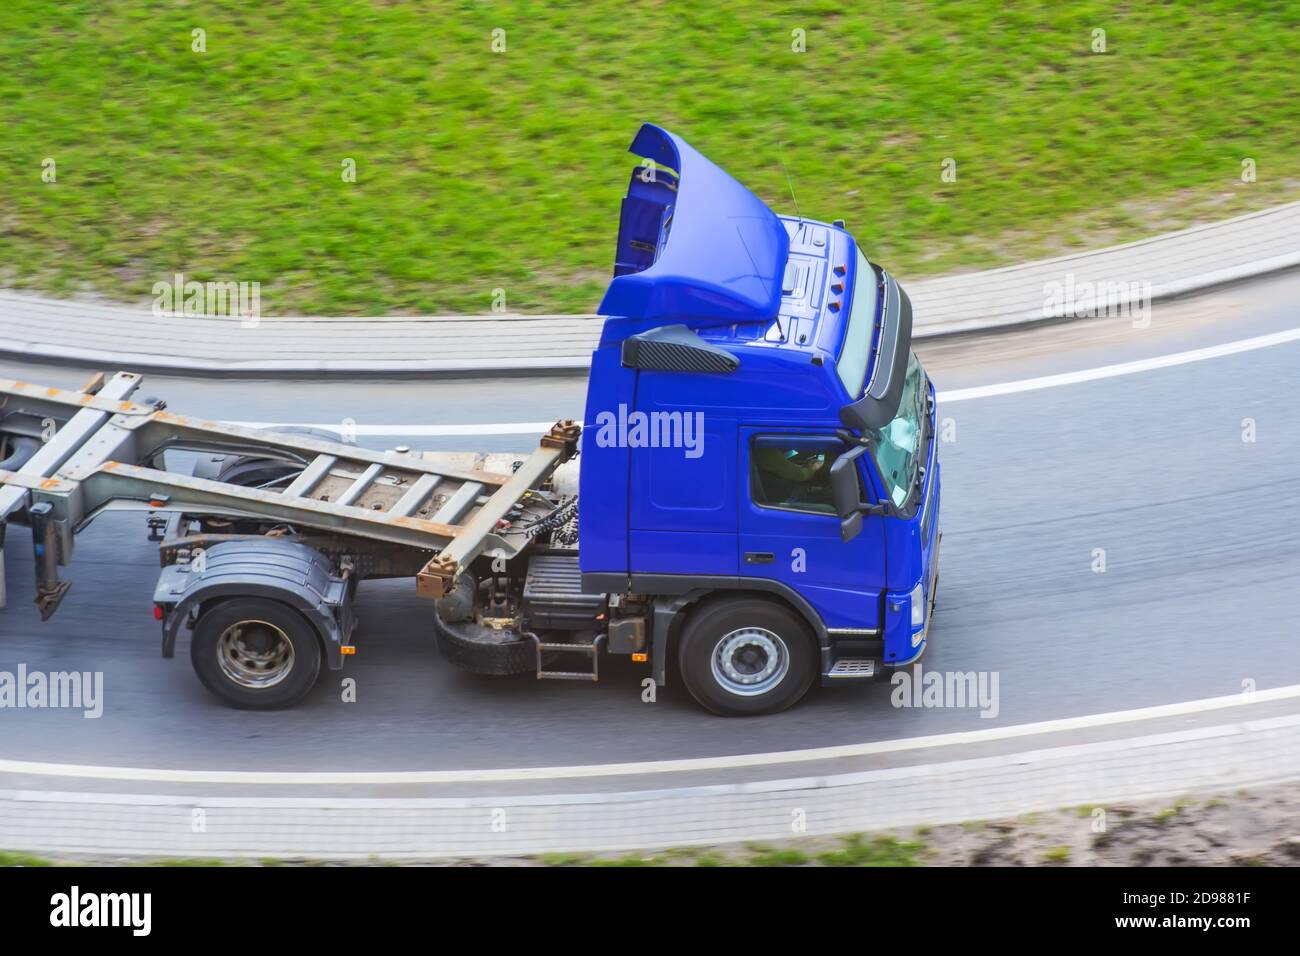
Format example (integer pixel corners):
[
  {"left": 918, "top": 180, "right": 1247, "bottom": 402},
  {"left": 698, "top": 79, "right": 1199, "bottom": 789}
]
[
  {"left": 190, "top": 598, "right": 322, "bottom": 709},
  {"left": 677, "top": 597, "right": 816, "bottom": 716}
]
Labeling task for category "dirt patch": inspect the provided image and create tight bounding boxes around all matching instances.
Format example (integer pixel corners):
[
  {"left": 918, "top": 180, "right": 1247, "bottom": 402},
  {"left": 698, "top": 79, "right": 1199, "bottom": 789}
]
[{"left": 920, "top": 786, "right": 1300, "bottom": 867}]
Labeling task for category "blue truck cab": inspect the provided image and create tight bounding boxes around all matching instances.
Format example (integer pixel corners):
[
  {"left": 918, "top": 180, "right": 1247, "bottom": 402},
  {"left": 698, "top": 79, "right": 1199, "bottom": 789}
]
[{"left": 435, "top": 124, "right": 940, "bottom": 715}]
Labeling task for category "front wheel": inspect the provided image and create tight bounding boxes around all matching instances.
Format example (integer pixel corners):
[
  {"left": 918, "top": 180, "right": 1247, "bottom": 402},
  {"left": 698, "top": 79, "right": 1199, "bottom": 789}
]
[
  {"left": 677, "top": 598, "right": 816, "bottom": 716},
  {"left": 190, "top": 598, "right": 322, "bottom": 709}
]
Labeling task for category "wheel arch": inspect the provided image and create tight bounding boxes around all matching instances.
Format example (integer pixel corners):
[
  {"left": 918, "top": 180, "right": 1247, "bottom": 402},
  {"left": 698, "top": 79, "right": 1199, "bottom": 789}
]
[
  {"left": 163, "top": 585, "right": 332, "bottom": 663},
  {"left": 638, "top": 574, "right": 828, "bottom": 686},
  {"left": 155, "top": 540, "right": 353, "bottom": 668}
]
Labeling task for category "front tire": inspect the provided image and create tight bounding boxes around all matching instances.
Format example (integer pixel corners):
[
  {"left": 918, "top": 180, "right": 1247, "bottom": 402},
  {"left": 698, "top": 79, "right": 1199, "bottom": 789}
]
[
  {"left": 677, "top": 598, "right": 816, "bottom": 716},
  {"left": 190, "top": 598, "right": 322, "bottom": 709}
]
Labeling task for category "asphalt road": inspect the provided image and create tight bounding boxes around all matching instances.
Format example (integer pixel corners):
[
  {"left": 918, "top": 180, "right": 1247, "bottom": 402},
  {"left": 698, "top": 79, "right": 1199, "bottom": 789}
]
[{"left": 1, "top": 272, "right": 1299, "bottom": 772}]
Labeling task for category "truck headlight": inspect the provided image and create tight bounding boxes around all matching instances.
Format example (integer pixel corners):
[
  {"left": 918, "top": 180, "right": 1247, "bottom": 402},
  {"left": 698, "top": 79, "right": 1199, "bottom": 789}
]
[{"left": 909, "top": 582, "right": 925, "bottom": 629}]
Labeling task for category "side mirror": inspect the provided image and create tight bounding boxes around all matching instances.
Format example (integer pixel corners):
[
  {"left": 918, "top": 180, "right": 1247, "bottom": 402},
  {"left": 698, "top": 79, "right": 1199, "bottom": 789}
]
[
  {"left": 830, "top": 444, "right": 895, "bottom": 542},
  {"left": 830, "top": 445, "right": 869, "bottom": 542}
]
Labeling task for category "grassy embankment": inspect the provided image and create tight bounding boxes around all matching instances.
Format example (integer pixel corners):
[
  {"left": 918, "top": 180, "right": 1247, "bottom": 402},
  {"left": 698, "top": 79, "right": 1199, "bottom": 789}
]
[{"left": 1, "top": 1, "right": 1296, "bottom": 315}]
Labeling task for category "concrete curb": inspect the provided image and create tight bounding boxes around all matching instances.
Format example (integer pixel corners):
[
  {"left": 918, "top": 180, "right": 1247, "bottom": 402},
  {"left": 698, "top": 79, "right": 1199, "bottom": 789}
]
[
  {"left": 3, "top": 202, "right": 1299, "bottom": 377},
  {"left": 915, "top": 248, "right": 1300, "bottom": 339},
  {"left": 2, "top": 708, "right": 1296, "bottom": 859}
]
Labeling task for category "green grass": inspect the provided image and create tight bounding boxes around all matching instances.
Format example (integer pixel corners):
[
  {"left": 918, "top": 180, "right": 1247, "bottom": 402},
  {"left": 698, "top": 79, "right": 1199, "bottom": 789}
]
[
  {"left": 1154, "top": 797, "right": 1193, "bottom": 825},
  {"left": 1043, "top": 846, "right": 1071, "bottom": 863},
  {"left": 817, "top": 834, "right": 924, "bottom": 867},
  {"left": 589, "top": 854, "right": 663, "bottom": 867},
  {"left": 139, "top": 857, "right": 232, "bottom": 867},
  {"left": 746, "top": 847, "right": 811, "bottom": 867},
  {"left": 1153, "top": 807, "right": 1181, "bottom": 826},
  {"left": 2, "top": 1, "right": 1297, "bottom": 316},
  {"left": 0, "top": 850, "right": 54, "bottom": 867},
  {"left": 532, "top": 833, "right": 926, "bottom": 866}
]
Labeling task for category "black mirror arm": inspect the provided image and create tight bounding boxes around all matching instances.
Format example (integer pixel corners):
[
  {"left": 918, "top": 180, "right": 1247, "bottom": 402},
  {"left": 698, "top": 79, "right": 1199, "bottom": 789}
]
[{"left": 831, "top": 434, "right": 894, "bottom": 519}]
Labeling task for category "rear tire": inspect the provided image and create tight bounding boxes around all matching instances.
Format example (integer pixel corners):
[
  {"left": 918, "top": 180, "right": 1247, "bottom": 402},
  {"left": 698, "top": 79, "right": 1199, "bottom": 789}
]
[
  {"left": 677, "top": 597, "right": 816, "bottom": 716},
  {"left": 190, "top": 598, "right": 322, "bottom": 709},
  {"left": 194, "top": 427, "right": 341, "bottom": 489}
]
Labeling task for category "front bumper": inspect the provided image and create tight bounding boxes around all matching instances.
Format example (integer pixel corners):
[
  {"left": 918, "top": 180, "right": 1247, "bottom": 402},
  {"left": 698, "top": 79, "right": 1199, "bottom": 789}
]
[
  {"left": 884, "top": 529, "right": 941, "bottom": 667},
  {"left": 820, "top": 528, "right": 941, "bottom": 684}
]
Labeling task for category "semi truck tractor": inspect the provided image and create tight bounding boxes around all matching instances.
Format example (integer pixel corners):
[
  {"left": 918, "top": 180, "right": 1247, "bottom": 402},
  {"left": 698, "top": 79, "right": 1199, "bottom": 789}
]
[{"left": 0, "top": 123, "right": 940, "bottom": 716}]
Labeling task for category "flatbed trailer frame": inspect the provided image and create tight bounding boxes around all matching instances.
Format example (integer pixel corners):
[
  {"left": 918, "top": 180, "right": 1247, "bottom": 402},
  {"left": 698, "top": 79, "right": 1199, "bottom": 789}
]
[{"left": 0, "top": 371, "right": 579, "bottom": 617}]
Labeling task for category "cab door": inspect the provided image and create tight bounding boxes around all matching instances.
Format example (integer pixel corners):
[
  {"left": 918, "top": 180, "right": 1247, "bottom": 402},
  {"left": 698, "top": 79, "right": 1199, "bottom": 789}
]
[{"left": 738, "top": 429, "right": 888, "bottom": 631}]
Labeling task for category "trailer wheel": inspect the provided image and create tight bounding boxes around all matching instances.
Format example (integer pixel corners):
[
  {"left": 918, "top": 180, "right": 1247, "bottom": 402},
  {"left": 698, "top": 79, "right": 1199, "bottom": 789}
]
[
  {"left": 190, "top": 598, "right": 322, "bottom": 709},
  {"left": 677, "top": 597, "right": 816, "bottom": 716}
]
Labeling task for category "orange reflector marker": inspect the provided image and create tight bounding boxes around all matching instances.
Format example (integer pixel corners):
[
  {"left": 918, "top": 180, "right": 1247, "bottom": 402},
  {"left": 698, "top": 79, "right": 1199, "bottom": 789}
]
[
  {"left": 631, "top": 653, "right": 648, "bottom": 663},
  {"left": 340, "top": 646, "right": 356, "bottom": 656}
]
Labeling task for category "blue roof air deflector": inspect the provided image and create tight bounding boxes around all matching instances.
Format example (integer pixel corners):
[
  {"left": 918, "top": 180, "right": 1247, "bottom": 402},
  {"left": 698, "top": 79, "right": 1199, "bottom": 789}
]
[{"left": 599, "top": 124, "right": 790, "bottom": 328}]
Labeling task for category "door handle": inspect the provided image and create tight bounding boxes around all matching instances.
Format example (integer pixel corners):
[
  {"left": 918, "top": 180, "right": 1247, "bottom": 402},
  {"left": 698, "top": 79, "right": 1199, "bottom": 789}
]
[{"left": 744, "top": 551, "right": 775, "bottom": 564}]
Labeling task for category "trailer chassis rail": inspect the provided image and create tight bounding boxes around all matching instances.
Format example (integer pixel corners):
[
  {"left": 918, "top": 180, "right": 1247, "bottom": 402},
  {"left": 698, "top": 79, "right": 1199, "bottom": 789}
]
[{"left": 0, "top": 372, "right": 579, "bottom": 614}]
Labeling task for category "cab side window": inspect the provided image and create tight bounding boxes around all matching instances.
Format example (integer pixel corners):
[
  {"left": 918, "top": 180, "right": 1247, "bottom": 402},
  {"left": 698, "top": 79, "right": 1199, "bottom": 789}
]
[{"left": 750, "top": 436, "right": 843, "bottom": 515}]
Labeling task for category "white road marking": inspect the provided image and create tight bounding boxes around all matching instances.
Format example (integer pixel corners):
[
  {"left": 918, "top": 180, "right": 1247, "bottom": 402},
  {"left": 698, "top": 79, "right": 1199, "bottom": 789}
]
[
  {"left": 229, "top": 325, "right": 1300, "bottom": 435},
  {"left": 939, "top": 324, "right": 1300, "bottom": 403},
  {"left": 1, "top": 684, "right": 1296, "bottom": 785},
  {"left": 9, "top": 714, "right": 1300, "bottom": 811}
]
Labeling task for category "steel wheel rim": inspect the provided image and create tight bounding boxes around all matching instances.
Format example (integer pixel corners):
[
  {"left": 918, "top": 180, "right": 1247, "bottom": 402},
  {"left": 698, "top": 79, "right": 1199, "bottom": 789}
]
[
  {"left": 216, "top": 619, "right": 295, "bottom": 689},
  {"left": 710, "top": 627, "right": 789, "bottom": 697}
]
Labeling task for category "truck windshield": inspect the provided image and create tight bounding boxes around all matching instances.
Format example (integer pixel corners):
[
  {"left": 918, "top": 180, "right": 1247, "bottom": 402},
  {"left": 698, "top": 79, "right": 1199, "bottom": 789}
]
[
  {"left": 834, "top": 247, "right": 879, "bottom": 397},
  {"left": 868, "top": 350, "right": 926, "bottom": 509}
]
